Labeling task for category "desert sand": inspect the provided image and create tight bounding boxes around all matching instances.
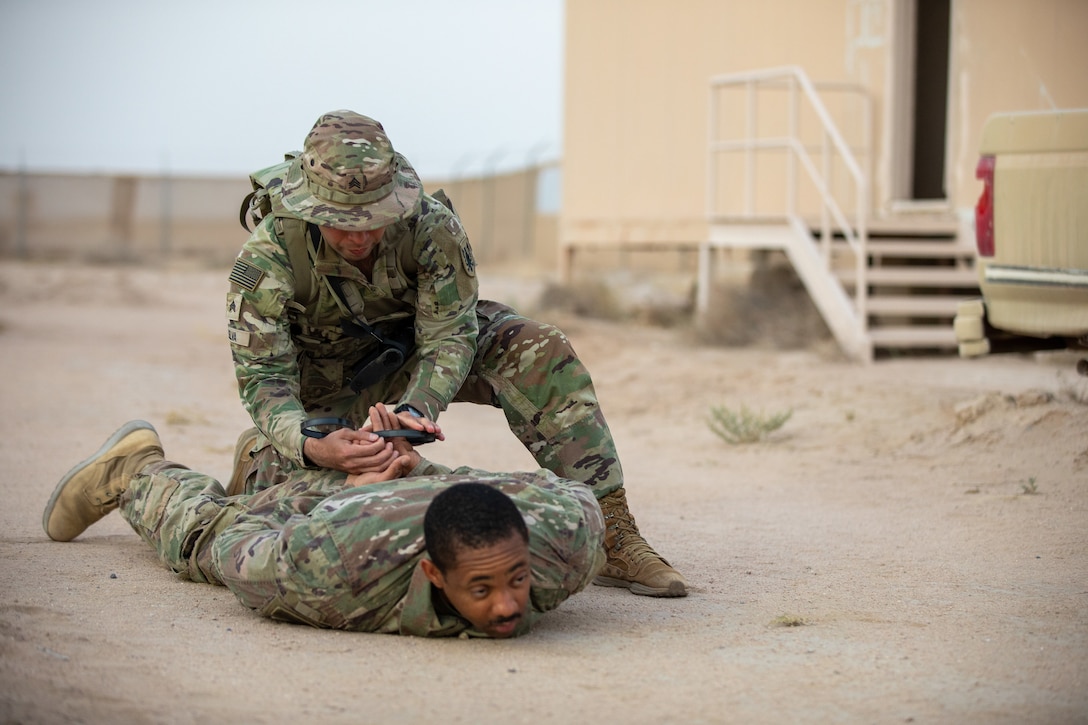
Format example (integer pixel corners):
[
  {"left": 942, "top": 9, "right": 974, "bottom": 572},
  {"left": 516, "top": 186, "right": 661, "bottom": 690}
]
[{"left": 0, "top": 259, "right": 1085, "bottom": 724}]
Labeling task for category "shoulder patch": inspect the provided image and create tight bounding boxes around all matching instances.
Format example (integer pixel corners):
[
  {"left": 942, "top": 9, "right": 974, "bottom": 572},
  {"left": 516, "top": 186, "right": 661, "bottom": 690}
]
[
  {"left": 226, "top": 292, "right": 242, "bottom": 321},
  {"left": 460, "top": 240, "right": 477, "bottom": 277},
  {"left": 229, "top": 258, "right": 265, "bottom": 291},
  {"left": 445, "top": 216, "right": 462, "bottom": 236}
]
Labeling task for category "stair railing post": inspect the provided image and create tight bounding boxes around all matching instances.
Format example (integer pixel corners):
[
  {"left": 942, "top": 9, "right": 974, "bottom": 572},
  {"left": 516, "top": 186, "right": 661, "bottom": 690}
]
[
  {"left": 707, "top": 83, "right": 717, "bottom": 221},
  {"left": 745, "top": 78, "right": 756, "bottom": 217},
  {"left": 856, "top": 179, "right": 869, "bottom": 325},
  {"left": 787, "top": 71, "right": 797, "bottom": 218},
  {"left": 821, "top": 130, "right": 831, "bottom": 266}
]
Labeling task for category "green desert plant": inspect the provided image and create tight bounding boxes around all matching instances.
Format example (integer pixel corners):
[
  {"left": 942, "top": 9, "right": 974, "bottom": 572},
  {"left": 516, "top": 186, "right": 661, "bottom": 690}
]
[
  {"left": 1020, "top": 476, "right": 1039, "bottom": 495},
  {"left": 708, "top": 404, "right": 792, "bottom": 444}
]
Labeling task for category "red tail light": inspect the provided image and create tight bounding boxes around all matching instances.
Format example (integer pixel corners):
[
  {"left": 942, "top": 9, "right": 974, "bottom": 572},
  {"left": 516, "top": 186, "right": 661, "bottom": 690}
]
[{"left": 975, "top": 154, "right": 995, "bottom": 256}]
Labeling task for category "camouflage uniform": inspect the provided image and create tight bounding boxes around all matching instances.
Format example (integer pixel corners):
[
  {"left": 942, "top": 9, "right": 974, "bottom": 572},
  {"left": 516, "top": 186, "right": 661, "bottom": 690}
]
[
  {"left": 225, "top": 110, "right": 687, "bottom": 597},
  {"left": 227, "top": 195, "right": 624, "bottom": 498},
  {"left": 120, "top": 458, "right": 605, "bottom": 637}
]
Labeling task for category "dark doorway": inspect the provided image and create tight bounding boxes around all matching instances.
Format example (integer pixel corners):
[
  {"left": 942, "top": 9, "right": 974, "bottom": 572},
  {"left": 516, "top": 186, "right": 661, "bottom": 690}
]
[{"left": 911, "top": 0, "right": 951, "bottom": 200}]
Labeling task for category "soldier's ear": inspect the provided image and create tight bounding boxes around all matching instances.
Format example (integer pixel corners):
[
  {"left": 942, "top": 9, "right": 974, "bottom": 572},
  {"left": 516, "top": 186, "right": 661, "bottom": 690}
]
[{"left": 420, "top": 557, "right": 446, "bottom": 589}]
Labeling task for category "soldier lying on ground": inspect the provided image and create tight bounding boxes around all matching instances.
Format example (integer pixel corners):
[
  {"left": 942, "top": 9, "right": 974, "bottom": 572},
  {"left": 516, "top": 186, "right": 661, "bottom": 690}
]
[
  {"left": 227, "top": 109, "right": 686, "bottom": 597},
  {"left": 41, "top": 405, "right": 604, "bottom": 638}
]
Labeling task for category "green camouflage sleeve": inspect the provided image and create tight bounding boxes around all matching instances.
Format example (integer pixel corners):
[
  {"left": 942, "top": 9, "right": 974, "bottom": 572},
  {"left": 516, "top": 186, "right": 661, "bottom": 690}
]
[
  {"left": 408, "top": 457, "right": 454, "bottom": 477},
  {"left": 399, "top": 199, "right": 480, "bottom": 418},
  {"left": 226, "top": 218, "right": 310, "bottom": 467}
]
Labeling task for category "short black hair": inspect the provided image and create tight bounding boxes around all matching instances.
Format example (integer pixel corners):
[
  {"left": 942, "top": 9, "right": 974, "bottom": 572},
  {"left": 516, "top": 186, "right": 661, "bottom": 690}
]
[{"left": 424, "top": 483, "right": 530, "bottom": 573}]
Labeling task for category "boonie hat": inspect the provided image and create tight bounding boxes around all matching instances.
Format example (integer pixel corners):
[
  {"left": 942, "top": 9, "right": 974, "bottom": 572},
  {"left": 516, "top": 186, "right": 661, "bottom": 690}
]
[{"left": 280, "top": 110, "right": 422, "bottom": 231}]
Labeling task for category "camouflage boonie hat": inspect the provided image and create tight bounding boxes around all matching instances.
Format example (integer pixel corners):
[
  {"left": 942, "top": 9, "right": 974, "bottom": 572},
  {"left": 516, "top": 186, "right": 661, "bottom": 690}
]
[{"left": 280, "top": 110, "right": 422, "bottom": 231}]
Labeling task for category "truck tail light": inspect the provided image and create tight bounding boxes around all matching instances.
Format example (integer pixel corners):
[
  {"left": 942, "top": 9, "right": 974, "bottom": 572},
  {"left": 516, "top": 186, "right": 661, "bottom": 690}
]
[{"left": 975, "top": 154, "right": 995, "bottom": 257}]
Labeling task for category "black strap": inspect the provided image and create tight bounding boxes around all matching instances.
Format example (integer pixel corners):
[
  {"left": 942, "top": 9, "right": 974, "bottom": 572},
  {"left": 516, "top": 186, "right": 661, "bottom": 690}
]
[
  {"left": 301, "top": 417, "right": 355, "bottom": 439},
  {"left": 239, "top": 191, "right": 257, "bottom": 231},
  {"left": 300, "top": 416, "right": 434, "bottom": 444}
]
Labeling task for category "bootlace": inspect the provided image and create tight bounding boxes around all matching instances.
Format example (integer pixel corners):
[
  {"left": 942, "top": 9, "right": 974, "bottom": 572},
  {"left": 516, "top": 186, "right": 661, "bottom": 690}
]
[{"left": 602, "top": 509, "right": 663, "bottom": 563}]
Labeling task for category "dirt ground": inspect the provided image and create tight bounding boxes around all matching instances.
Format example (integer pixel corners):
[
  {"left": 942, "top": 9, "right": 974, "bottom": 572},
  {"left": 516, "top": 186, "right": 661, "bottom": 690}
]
[{"left": 0, "top": 259, "right": 1085, "bottom": 724}]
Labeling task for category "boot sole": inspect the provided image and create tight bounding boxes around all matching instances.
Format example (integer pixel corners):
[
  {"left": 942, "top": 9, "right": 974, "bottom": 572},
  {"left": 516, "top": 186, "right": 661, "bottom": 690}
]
[
  {"left": 594, "top": 575, "right": 688, "bottom": 598},
  {"left": 42, "top": 420, "right": 157, "bottom": 539}
]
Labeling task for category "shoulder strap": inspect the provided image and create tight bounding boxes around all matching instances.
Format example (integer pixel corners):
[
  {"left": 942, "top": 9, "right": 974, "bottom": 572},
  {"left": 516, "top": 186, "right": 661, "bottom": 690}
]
[{"left": 278, "top": 218, "right": 318, "bottom": 307}]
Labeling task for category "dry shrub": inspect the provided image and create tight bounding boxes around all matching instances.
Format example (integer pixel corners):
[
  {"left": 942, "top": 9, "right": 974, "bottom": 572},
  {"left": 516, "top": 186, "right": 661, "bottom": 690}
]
[
  {"left": 537, "top": 274, "right": 694, "bottom": 329},
  {"left": 537, "top": 279, "right": 625, "bottom": 321},
  {"left": 696, "top": 254, "right": 831, "bottom": 349}
]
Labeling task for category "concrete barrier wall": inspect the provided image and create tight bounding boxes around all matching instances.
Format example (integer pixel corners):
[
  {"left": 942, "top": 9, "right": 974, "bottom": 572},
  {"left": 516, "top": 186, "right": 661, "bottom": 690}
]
[{"left": 0, "top": 167, "right": 559, "bottom": 272}]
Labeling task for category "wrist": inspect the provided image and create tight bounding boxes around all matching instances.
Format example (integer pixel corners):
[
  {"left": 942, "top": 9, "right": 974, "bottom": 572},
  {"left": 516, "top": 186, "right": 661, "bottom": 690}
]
[
  {"left": 395, "top": 404, "right": 424, "bottom": 419},
  {"left": 302, "top": 436, "right": 318, "bottom": 468}
]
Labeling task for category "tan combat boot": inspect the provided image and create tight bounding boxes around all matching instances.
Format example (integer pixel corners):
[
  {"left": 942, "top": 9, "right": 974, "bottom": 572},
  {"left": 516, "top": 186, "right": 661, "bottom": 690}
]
[
  {"left": 42, "top": 420, "right": 164, "bottom": 542},
  {"left": 226, "top": 427, "right": 260, "bottom": 497},
  {"left": 594, "top": 487, "right": 688, "bottom": 597}
]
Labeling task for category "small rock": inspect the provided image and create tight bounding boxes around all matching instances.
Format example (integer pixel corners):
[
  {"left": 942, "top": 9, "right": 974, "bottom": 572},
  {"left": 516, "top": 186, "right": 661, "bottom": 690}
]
[{"left": 1014, "top": 389, "right": 1053, "bottom": 407}]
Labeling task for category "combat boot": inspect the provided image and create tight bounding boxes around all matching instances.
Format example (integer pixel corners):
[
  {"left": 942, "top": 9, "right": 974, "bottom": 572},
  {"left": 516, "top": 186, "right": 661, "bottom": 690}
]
[
  {"left": 43, "top": 420, "right": 164, "bottom": 542},
  {"left": 226, "top": 427, "right": 260, "bottom": 497},
  {"left": 594, "top": 487, "right": 688, "bottom": 597}
]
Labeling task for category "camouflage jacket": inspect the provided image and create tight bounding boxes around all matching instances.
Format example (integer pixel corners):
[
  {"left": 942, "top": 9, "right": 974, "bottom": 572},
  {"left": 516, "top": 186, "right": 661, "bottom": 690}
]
[
  {"left": 226, "top": 193, "right": 479, "bottom": 467},
  {"left": 214, "top": 460, "right": 606, "bottom": 637}
]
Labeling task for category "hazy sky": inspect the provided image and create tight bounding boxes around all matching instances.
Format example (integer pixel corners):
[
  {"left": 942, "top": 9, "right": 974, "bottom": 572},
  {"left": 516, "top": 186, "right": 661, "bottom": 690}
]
[{"left": 0, "top": 0, "right": 564, "bottom": 179}]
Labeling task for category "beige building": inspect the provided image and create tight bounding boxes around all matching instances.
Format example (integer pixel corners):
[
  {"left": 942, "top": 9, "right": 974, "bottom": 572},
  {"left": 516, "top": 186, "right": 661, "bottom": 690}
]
[{"left": 560, "top": 0, "right": 1088, "bottom": 359}]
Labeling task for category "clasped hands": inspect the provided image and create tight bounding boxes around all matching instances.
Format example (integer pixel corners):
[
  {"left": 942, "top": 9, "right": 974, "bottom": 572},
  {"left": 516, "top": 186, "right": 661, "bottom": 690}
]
[{"left": 302, "top": 403, "right": 443, "bottom": 485}]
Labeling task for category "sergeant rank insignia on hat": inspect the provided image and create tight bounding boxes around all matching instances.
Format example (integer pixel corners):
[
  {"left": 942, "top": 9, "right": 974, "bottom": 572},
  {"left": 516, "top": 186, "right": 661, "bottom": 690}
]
[{"left": 229, "top": 259, "right": 265, "bottom": 291}]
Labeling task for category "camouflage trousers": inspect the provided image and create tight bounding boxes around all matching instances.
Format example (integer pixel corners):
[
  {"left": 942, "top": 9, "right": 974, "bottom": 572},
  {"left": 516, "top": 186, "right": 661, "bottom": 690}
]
[
  {"left": 118, "top": 460, "right": 379, "bottom": 628},
  {"left": 239, "top": 300, "right": 623, "bottom": 498}
]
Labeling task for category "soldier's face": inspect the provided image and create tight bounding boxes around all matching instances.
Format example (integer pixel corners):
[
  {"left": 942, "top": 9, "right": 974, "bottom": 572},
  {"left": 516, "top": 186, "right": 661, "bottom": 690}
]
[
  {"left": 320, "top": 225, "right": 386, "bottom": 263},
  {"left": 422, "top": 534, "right": 532, "bottom": 638}
]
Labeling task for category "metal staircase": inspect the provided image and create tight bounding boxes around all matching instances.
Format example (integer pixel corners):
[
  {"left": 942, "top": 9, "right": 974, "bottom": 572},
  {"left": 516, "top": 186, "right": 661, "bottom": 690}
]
[
  {"left": 703, "top": 66, "right": 979, "bottom": 362},
  {"left": 843, "top": 220, "right": 978, "bottom": 353}
]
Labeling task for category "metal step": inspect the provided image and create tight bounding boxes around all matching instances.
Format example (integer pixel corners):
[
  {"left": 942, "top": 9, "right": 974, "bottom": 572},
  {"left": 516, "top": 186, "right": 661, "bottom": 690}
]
[
  {"left": 866, "top": 295, "right": 972, "bottom": 317},
  {"left": 868, "top": 325, "right": 959, "bottom": 348},
  {"left": 866, "top": 215, "right": 961, "bottom": 236},
  {"left": 839, "top": 267, "right": 980, "bottom": 288},
  {"left": 830, "top": 239, "right": 974, "bottom": 259},
  {"left": 866, "top": 240, "right": 976, "bottom": 259}
]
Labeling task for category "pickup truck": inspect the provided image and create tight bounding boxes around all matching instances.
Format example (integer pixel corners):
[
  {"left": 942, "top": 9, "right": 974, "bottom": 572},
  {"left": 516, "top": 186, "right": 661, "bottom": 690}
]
[{"left": 954, "top": 109, "right": 1088, "bottom": 374}]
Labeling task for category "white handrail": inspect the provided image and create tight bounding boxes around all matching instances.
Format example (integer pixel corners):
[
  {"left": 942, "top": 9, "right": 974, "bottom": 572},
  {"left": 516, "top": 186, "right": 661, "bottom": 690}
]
[{"left": 707, "top": 65, "right": 871, "bottom": 321}]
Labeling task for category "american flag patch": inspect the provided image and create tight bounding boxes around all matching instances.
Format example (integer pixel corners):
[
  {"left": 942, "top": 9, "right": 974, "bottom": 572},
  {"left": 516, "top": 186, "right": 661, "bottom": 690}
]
[{"left": 229, "top": 259, "right": 265, "bottom": 291}]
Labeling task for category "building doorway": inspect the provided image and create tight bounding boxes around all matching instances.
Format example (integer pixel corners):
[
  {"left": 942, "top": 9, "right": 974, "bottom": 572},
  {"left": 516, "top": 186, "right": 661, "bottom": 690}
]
[{"left": 891, "top": 0, "right": 951, "bottom": 205}]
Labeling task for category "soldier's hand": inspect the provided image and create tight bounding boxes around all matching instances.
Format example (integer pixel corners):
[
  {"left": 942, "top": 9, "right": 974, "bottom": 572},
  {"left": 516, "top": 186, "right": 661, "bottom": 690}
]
[
  {"left": 302, "top": 427, "right": 399, "bottom": 475},
  {"left": 344, "top": 453, "right": 417, "bottom": 487},
  {"left": 365, "top": 404, "right": 423, "bottom": 468},
  {"left": 392, "top": 407, "right": 445, "bottom": 442}
]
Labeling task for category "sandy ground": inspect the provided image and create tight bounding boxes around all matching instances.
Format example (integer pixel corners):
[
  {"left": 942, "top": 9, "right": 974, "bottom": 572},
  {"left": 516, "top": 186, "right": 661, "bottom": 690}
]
[{"left": 0, "top": 259, "right": 1085, "bottom": 725}]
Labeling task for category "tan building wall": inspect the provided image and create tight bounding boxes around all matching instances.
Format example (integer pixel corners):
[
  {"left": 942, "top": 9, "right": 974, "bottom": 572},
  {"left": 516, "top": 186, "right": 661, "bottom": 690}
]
[
  {"left": 561, "top": 0, "right": 1088, "bottom": 253},
  {"left": 945, "top": 0, "right": 1088, "bottom": 205}
]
